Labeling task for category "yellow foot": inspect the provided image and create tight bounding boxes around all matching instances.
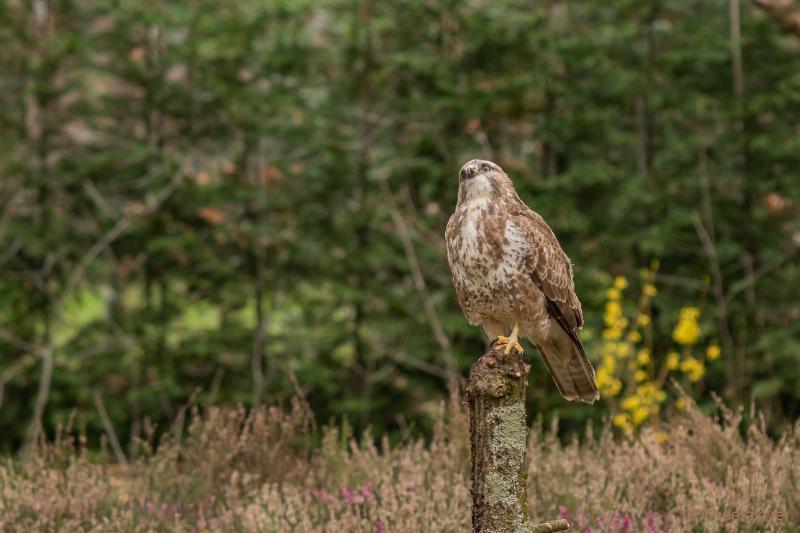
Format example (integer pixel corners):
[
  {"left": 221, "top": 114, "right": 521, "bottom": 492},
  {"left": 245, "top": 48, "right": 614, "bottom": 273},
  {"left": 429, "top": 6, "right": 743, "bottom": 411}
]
[{"left": 492, "top": 336, "right": 524, "bottom": 355}]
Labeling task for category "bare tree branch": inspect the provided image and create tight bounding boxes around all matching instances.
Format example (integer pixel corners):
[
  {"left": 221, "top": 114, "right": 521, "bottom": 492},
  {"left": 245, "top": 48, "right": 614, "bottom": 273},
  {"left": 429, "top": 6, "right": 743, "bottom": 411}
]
[
  {"left": 384, "top": 347, "right": 450, "bottom": 379},
  {"left": 93, "top": 389, "right": 129, "bottom": 466},
  {"left": 691, "top": 213, "right": 737, "bottom": 394},
  {"left": 0, "top": 354, "right": 38, "bottom": 412},
  {"left": 378, "top": 177, "right": 459, "bottom": 385},
  {"left": 531, "top": 520, "right": 570, "bottom": 533},
  {"left": 25, "top": 346, "right": 53, "bottom": 452},
  {"left": 653, "top": 272, "right": 706, "bottom": 290},
  {"left": 60, "top": 173, "right": 183, "bottom": 306},
  {"left": 0, "top": 239, "right": 22, "bottom": 268},
  {"left": 726, "top": 246, "right": 800, "bottom": 304},
  {"left": 0, "top": 326, "right": 49, "bottom": 357},
  {"left": 82, "top": 179, "right": 116, "bottom": 218},
  {"left": 731, "top": 0, "right": 746, "bottom": 97}
]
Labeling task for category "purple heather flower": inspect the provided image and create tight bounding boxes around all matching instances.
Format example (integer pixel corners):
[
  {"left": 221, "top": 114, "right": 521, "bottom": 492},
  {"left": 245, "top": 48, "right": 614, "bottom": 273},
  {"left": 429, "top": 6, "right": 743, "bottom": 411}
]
[
  {"left": 361, "top": 484, "right": 373, "bottom": 500},
  {"left": 341, "top": 487, "right": 359, "bottom": 504},
  {"left": 312, "top": 489, "right": 336, "bottom": 504},
  {"left": 646, "top": 511, "right": 656, "bottom": 533}
]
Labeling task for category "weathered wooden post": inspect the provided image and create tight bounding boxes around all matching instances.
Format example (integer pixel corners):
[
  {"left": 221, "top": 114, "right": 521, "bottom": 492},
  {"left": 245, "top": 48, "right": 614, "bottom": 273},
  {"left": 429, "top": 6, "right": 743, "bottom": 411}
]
[{"left": 467, "top": 343, "right": 569, "bottom": 533}]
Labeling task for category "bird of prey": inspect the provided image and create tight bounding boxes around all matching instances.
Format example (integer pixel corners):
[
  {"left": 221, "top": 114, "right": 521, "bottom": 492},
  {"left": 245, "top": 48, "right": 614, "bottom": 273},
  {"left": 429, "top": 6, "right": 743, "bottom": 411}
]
[{"left": 445, "top": 159, "right": 599, "bottom": 403}]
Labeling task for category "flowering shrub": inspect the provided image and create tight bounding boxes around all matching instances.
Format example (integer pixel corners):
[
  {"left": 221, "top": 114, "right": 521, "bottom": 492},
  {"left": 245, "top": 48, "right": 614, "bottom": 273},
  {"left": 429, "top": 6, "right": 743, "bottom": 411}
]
[{"left": 592, "top": 264, "right": 723, "bottom": 434}]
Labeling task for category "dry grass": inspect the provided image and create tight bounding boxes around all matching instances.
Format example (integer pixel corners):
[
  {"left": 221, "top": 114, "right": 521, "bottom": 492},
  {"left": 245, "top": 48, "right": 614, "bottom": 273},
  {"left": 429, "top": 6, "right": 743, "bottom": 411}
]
[{"left": 1, "top": 394, "right": 798, "bottom": 532}]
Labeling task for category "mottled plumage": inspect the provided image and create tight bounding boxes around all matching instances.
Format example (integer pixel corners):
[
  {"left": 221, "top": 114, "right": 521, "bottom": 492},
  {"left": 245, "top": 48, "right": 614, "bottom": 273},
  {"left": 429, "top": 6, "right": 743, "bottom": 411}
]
[{"left": 445, "top": 159, "right": 599, "bottom": 403}]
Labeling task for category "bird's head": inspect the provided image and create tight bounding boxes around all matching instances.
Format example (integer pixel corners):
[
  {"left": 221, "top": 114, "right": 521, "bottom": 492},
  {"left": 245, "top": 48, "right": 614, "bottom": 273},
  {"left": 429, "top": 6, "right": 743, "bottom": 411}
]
[{"left": 457, "top": 159, "right": 513, "bottom": 202}]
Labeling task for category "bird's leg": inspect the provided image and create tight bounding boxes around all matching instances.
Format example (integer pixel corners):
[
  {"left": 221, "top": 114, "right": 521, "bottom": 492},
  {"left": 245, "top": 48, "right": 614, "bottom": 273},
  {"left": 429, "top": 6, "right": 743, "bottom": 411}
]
[
  {"left": 503, "top": 322, "right": 524, "bottom": 354},
  {"left": 491, "top": 323, "right": 524, "bottom": 355}
]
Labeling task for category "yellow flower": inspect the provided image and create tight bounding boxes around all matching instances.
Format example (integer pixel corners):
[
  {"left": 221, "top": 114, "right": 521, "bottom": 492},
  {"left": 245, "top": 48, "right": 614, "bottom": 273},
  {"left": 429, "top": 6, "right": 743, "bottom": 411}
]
[
  {"left": 614, "top": 276, "right": 628, "bottom": 290},
  {"left": 634, "top": 369, "right": 647, "bottom": 382},
  {"left": 673, "top": 307, "right": 701, "bottom": 345},
  {"left": 603, "top": 299, "right": 624, "bottom": 337},
  {"left": 680, "top": 356, "right": 705, "bottom": 382},
  {"left": 612, "top": 413, "right": 632, "bottom": 433},
  {"left": 656, "top": 431, "right": 668, "bottom": 443},
  {"left": 604, "top": 378, "right": 622, "bottom": 397},
  {"left": 638, "top": 313, "right": 651, "bottom": 326},
  {"left": 606, "top": 288, "right": 621, "bottom": 300},
  {"left": 636, "top": 383, "right": 653, "bottom": 397},
  {"left": 675, "top": 397, "right": 687, "bottom": 411},
  {"left": 596, "top": 363, "right": 622, "bottom": 397},
  {"left": 636, "top": 383, "right": 666, "bottom": 403},
  {"left": 621, "top": 395, "right": 640, "bottom": 411},
  {"left": 605, "top": 300, "right": 621, "bottom": 316},
  {"left": 636, "top": 349, "right": 651, "bottom": 366},
  {"left": 616, "top": 343, "right": 631, "bottom": 359},
  {"left": 632, "top": 406, "right": 649, "bottom": 425},
  {"left": 706, "top": 344, "right": 721, "bottom": 361},
  {"left": 644, "top": 284, "right": 657, "bottom": 297},
  {"left": 627, "top": 331, "right": 642, "bottom": 343},
  {"left": 666, "top": 352, "right": 680, "bottom": 370}
]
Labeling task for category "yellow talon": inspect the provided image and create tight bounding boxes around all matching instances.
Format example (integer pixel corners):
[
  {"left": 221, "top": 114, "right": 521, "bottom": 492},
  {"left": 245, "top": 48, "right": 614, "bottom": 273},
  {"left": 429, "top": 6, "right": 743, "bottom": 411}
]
[
  {"left": 504, "top": 339, "right": 524, "bottom": 354},
  {"left": 493, "top": 335, "right": 511, "bottom": 348},
  {"left": 493, "top": 323, "right": 524, "bottom": 354}
]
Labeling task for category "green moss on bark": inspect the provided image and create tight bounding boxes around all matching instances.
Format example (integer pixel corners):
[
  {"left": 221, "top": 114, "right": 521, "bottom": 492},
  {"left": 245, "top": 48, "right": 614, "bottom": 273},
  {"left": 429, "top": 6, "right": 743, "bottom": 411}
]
[{"left": 468, "top": 347, "right": 532, "bottom": 532}]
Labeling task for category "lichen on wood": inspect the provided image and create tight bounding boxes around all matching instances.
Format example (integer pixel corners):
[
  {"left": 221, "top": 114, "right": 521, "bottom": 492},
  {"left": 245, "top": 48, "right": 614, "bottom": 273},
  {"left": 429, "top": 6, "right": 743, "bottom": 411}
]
[{"left": 467, "top": 345, "right": 569, "bottom": 533}]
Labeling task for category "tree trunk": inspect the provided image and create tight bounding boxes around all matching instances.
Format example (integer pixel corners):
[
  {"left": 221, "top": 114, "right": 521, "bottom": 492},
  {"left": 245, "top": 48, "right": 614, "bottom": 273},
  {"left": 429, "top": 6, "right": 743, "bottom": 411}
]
[{"left": 467, "top": 344, "right": 569, "bottom": 533}]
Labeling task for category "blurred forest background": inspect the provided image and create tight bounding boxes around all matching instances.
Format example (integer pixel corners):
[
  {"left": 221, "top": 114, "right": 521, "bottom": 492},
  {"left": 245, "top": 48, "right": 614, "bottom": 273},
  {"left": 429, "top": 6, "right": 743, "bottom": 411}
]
[{"left": 1, "top": 0, "right": 799, "bottom": 454}]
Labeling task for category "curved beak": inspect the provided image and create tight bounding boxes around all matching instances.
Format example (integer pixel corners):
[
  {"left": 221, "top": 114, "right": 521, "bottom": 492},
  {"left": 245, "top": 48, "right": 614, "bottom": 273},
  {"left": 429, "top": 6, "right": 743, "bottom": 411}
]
[{"left": 459, "top": 162, "right": 479, "bottom": 181}]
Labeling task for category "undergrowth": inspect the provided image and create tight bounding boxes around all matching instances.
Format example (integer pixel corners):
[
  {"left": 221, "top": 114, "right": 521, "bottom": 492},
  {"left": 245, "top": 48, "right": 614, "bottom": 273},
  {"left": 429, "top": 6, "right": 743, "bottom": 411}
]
[{"left": 1, "top": 394, "right": 797, "bottom": 532}]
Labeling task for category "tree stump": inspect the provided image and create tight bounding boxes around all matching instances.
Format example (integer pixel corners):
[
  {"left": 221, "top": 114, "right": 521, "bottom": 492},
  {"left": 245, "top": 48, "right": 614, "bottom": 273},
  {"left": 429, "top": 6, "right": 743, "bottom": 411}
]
[{"left": 467, "top": 344, "right": 569, "bottom": 533}]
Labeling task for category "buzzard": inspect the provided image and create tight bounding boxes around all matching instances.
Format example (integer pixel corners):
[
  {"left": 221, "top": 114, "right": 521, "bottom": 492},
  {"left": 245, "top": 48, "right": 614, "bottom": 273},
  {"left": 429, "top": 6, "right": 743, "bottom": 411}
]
[{"left": 445, "top": 159, "right": 599, "bottom": 403}]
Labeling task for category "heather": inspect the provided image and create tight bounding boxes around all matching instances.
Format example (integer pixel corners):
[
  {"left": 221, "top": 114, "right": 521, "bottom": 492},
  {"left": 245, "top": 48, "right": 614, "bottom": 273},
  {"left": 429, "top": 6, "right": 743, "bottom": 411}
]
[{"left": 1, "top": 395, "right": 797, "bottom": 532}]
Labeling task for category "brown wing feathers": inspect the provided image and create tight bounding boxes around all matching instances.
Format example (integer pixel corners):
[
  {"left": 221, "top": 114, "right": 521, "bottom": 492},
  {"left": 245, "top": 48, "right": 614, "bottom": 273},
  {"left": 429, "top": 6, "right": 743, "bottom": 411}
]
[{"left": 523, "top": 212, "right": 599, "bottom": 403}]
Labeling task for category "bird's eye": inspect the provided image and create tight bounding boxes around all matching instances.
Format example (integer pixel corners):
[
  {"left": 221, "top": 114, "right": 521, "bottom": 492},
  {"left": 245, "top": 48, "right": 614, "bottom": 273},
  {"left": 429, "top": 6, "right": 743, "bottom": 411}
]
[{"left": 482, "top": 164, "right": 490, "bottom": 172}]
